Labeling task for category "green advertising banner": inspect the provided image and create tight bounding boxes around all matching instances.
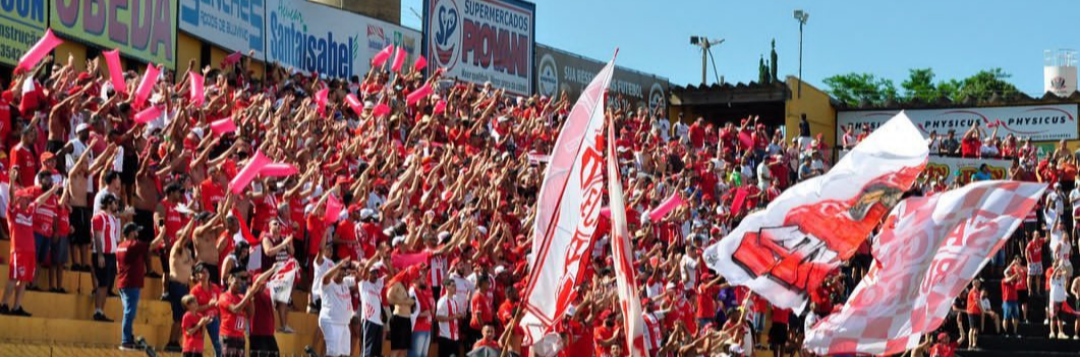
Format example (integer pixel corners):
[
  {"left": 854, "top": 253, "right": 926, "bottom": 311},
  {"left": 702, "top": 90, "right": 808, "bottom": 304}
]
[
  {"left": 0, "top": 0, "right": 48, "bottom": 67},
  {"left": 50, "top": 0, "right": 178, "bottom": 68}
]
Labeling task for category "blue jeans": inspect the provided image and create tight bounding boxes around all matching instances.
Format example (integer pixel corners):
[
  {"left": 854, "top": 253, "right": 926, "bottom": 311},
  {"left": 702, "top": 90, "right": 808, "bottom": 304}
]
[
  {"left": 206, "top": 316, "right": 222, "bottom": 357},
  {"left": 408, "top": 330, "right": 431, "bottom": 357},
  {"left": 119, "top": 288, "right": 141, "bottom": 345}
]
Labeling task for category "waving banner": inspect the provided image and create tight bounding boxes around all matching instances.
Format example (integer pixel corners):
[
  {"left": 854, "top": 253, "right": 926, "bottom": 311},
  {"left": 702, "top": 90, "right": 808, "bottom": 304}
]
[
  {"left": 703, "top": 113, "right": 928, "bottom": 313},
  {"left": 519, "top": 51, "right": 617, "bottom": 351},
  {"left": 804, "top": 181, "right": 1045, "bottom": 355},
  {"left": 607, "top": 118, "right": 647, "bottom": 357}
]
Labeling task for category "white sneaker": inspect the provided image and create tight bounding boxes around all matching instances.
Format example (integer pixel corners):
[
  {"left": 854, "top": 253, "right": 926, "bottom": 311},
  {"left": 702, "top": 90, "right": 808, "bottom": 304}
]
[
  {"left": 1059, "top": 332, "right": 1069, "bottom": 339},
  {"left": 281, "top": 325, "right": 295, "bottom": 334},
  {"left": 1045, "top": 319, "right": 1050, "bottom": 325},
  {"left": 1050, "top": 332, "right": 1057, "bottom": 339}
]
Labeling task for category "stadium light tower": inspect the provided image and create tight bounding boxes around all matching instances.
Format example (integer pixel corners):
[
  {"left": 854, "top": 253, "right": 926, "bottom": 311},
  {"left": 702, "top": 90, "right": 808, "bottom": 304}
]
[
  {"left": 793, "top": 9, "right": 809, "bottom": 97},
  {"left": 690, "top": 36, "right": 724, "bottom": 86}
]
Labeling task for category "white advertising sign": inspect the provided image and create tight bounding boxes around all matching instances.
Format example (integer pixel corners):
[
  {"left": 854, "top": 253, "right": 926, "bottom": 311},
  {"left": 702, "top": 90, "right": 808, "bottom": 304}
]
[
  {"left": 838, "top": 105, "right": 1079, "bottom": 141},
  {"left": 179, "top": 0, "right": 266, "bottom": 58},
  {"left": 265, "top": 0, "right": 420, "bottom": 79},
  {"left": 424, "top": 0, "right": 535, "bottom": 95}
]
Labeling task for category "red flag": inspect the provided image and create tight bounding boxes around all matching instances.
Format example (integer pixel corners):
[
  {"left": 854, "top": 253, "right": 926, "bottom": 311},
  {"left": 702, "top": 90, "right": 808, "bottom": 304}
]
[
  {"left": 315, "top": 88, "right": 329, "bottom": 116},
  {"left": 433, "top": 100, "right": 447, "bottom": 115},
  {"left": 223, "top": 51, "right": 242, "bottom": 66},
  {"left": 730, "top": 188, "right": 748, "bottom": 216},
  {"left": 804, "top": 181, "right": 1045, "bottom": 355},
  {"left": 519, "top": 50, "right": 618, "bottom": 350}
]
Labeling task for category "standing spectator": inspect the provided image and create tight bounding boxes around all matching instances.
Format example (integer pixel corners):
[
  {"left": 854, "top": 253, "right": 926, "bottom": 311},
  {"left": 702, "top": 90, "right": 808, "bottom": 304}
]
[
  {"left": 940, "top": 129, "right": 960, "bottom": 156},
  {"left": 471, "top": 324, "right": 501, "bottom": 353},
  {"left": 32, "top": 170, "right": 59, "bottom": 292},
  {"left": 387, "top": 266, "right": 421, "bottom": 357},
  {"left": 64, "top": 141, "right": 96, "bottom": 274},
  {"left": 1049, "top": 262, "right": 1070, "bottom": 339},
  {"left": 260, "top": 220, "right": 295, "bottom": 333},
  {"left": 165, "top": 219, "right": 198, "bottom": 352},
  {"left": 218, "top": 267, "right": 275, "bottom": 357},
  {"left": 436, "top": 279, "right": 464, "bottom": 357},
  {"left": 1, "top": 186, "right": 57, "bottom": 316},
  {"left": 1027, "top": 231, "right": 1046, "bottom": 298},
  {"left": 409, "top": 271, "right": 435, "bottom": 357},
  {"left": 190, "top": 263, "right": 224, "bottom": 357},
  {"left": 768, "top": 306, "right": 790, "bottom": 357},
  {"left": 798, "top": 113, "right": 811, "bottom": 142},
  {"left": 91, "top": 193, "right": 121, "bottom": 322},
  {"left": 469, "top": 274, "right": 495, "bottom": 349},
  {"left": 117, "top": 222, "right": 159, "bottom": 350},
  {"left": 965, "top": 280, "right": 983, "bottom": 349},
  {"left": 250, "top": 262, "right": 282, "bottom": 356},
  {"left": 360, "top": 259, "right": 386, "bottom": 357},
  {"left": 1001, "top": 262, "right": 1021, "bottom": 337},
  {"left": 320, "top": 258, "right": 359, "bottom": 357},
  {"left": 181, "top": 294, "right": 213, "bottom": 357}
]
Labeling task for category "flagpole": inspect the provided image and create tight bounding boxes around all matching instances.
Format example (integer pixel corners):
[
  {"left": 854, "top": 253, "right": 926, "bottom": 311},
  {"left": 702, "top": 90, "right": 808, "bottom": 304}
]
[{"left": 499, "top": 306, "right": 527, "bottom": 357}]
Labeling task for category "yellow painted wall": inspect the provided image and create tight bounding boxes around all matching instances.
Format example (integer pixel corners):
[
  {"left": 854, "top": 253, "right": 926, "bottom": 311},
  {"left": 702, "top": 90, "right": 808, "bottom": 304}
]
[
  {"left": 53, "top": 42, "right": 87, "bottom": 72},
  {"left": 177, "top": 32, "right": 203, "bottom": 74},
  {"left": 784, "top": 76, "right": 836, "bottom": 147}
]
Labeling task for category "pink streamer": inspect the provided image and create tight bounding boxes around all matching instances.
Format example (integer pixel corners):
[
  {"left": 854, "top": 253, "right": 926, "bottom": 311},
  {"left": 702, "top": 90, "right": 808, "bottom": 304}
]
[
  {"left": 229, "top": 150, "right": 271, "bottom": 194},
  {"left": 738, "top": 131, "right": 754, "bottom": 150},
  {"left": 406, "top": 84, "right": 432, "bottom": 106},
  {"left": 315, "top": 88, "right": 329, "bottom": 116},
  {"left": 391, "top": 47, "right": 406, "bottom": 73},
  {"left": 103, "top": 49, "right": 126, "bottom": 95},
  {"left": 648, "top": 194, "right": 684, "bottom": 222},
  {"left": 392, "top": 251, "right": 432, "bottom": 269},
  {"left": 223, "top": 51, "right": 242, "bottom": 66},
  {"left": 260, "top": 163, "right": 299, "bottom": 177},
  {"left": 189, "top": 72, "right": 205, "bottom": 107},
  {"left": 323, "top": 195, "right": 343, "bottom": 224},
  {"left": 373, "top": 103, "right": 390, "bottom": 118},
  {"left": 17, "top": 29, "right": 63, "bottom": 72},
  {"left": 414, "top": 55, "right": 428, "bottom": 72},
  {"left": 210, "top": 118, "right": 237, "bottom": 136},
  {"left": 345, "top": 94, "right": 363, "bottom": 116},
  {"left": 433, "top": 100, "right": 447, "bottom": 115},
  {"left": 372, "top": 45, "right": 393, "bottom": 67},
  {"left": 133, "top": 64, "right": 160, "bottom": 108},
  {"left": 133, "top": 105, "right": 162, "bottom": 124}
]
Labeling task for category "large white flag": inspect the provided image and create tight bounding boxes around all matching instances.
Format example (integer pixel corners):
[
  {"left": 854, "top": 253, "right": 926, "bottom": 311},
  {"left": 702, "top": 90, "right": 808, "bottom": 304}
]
[
  {"left": 703, "top": 113, "right": 928, "bottom": 313},
  {"left": 607, "top": 118, "right": 647, "bottom": 357},
  {"left": 520, "top": 51, "right": 618, "bottom": 350},
  {"left": 803, "top": 181, "right": 1045, "bottom": 355}
]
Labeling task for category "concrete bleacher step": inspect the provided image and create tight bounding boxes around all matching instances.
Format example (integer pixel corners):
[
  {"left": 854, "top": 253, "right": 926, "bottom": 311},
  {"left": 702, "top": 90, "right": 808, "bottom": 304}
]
[{"left": 978, "top": 335, "right": 1080, "bottom": 353}]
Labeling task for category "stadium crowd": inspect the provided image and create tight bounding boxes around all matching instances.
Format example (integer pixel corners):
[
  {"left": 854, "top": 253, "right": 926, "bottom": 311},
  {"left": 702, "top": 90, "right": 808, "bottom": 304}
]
[{"left": 0, "top": 50, "right": 1077, "bottom": 357}]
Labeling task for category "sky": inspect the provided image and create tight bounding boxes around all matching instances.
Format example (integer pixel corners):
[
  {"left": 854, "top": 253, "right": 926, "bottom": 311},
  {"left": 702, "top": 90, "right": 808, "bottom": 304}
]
[{"left": 401, "top": 0, "right": 1080, "bottom": 96}]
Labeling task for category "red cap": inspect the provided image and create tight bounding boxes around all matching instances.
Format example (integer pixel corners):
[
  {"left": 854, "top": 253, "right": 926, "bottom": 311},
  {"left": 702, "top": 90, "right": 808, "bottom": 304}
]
[{"left": 39, "top": 151, "right": 55, "bottom": 163}]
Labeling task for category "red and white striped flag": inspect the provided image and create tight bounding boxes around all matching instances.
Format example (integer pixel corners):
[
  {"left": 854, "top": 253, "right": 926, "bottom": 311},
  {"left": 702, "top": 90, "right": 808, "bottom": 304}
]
[
  {"left": 703, "top": 113, "right": 928, "bottom": 313},
  {"left": 607, "top": 117, "right": 647, "bottom": 357},
  {"left": 520, "top": 51, "right": 618, "bottom": 354},
  {"left": 803, "top": 181, "right": 1046, "bottom": 355}
]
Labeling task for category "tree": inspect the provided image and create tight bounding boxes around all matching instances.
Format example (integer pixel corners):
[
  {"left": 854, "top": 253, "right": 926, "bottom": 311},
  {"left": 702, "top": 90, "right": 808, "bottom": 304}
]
[
  {"left": 901, "top": 68, "right": 939, "bottom": 102},
  {"left": 770, "top": 39, "right": 778, "bottom": 83},
  {"left": 955, "top": 68, "right": 1020, "bottom": 101},
  {"left": 823, "top": 73, "right": 897, "bottom": 106}
]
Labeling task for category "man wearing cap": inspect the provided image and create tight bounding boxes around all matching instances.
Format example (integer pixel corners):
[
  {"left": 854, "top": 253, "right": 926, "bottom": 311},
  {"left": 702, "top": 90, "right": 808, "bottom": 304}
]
[
  {"left": 0, "top": 185, "right": 57, "bottom": 316},
  {"left": 31, "top": 170, "right": 61, "bottom": 293},
  {"left": 91, "top": 193, "right": 122, "bottom": 322},
  {"left": 930, "top": 332, "right": 958, "bottom": 357}
]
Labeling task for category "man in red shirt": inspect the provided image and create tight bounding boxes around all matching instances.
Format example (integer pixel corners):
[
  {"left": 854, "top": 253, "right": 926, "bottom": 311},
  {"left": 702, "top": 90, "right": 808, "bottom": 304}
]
[
  {"left": 930, "top": 332, "right": 958, "bottom": 357},
  {"left": 0, "top": 186, "right": 55, "bottom": 316},
  {"left": 593, "top": 312, "right": 622, "bottom": 357},
  {"left": 1001, "top": 261, "right": 1021, "bottom": 337},
  {"left": 470, "top": 275, "right": 495, "bottom": 348},
  {"left": 218, "top": 267, "right": 276, "bottom": 357},
  {"left": 688, "top": 117, "right": 705, "bottom": 150},
  {"left": 9, "top": 128, "right": 37, "bottom": 190},
  {"left": 118, "top": 222, "right": 158, "bottom": 350},
  {"left": 965, "top": 280, "right": 983, "bottom": 349},
  {"left": 31, "top": 171, "right": 59, "bottom": 293}
]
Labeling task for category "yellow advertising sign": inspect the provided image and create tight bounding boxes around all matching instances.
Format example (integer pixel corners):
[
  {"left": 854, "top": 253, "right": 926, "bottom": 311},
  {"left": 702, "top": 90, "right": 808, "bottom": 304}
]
[
  {"left": 50, "top": 0, "right": 178, "bottom": 68},
  {"left": 0, "top": 0, "right": 48, "bottom": 66}
]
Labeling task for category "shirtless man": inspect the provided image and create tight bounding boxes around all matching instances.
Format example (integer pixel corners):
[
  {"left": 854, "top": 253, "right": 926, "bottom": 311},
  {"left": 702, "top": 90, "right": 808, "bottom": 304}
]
[
  {"left": 164, "top": 218, "right": 196, "bottom": 352},
  {"left": 192, "top": 194, "right": 234, "bottom": 285},
  {"left": 64, "top": 134, "right": 111, "bottom": 272}
]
